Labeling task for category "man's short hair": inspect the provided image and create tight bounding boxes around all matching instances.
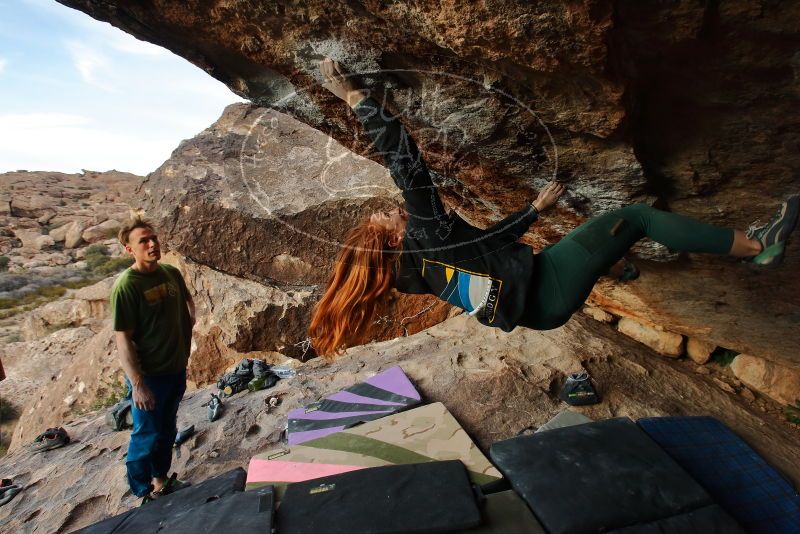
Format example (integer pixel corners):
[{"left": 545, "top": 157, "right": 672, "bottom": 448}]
[{"left": 118, "top": 214, "right": 155, "bottom": 245}]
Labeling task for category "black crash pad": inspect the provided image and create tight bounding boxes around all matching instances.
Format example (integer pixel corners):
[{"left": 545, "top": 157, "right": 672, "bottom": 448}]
[
  {"left": 155, "top": 485, "right": 274, "bottom": 533},
  {"left": 455, "top": 490, "right": 546, "bottom": 533},
  {"left": 73, "top": 467, "right": 246, "bottom": 534},
  {"left": 277, "top": 460, "right": 481, "bottom": 534},
  {"left": 607, "top": 504, "right": 746, "bottom": 533},
  {"left": 489, "top": 418, "right": 713, "bottom": 534}
]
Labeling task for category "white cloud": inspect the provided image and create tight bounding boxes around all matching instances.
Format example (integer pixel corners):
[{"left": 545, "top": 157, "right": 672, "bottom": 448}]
[
  {"left": 0, "top": 112, "right": 175, "bottom": 175},
  {"left": 65, "top": 40, "right": 113, "bottom": 90},
  {"left": 0, "top": 58, "right": 6, "bottom": 74},
  {"left": 0, "top": 112, "right": 91, "bottom": 130}
]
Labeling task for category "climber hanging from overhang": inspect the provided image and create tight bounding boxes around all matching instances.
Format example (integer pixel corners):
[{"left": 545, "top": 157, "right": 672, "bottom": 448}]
[{"left": 308, "top": 57, "right": 799, "bottom": 359}]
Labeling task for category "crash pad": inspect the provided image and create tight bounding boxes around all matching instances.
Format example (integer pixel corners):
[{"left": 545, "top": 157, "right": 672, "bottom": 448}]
[
  {"left": 639, "top": 416, "right": 800, "bottom": 534},
  {"left": 155, "top": 485, "right": 274, "bottom": 533},
  {"left": 73, "top": 468, "right": 246, "bottom": 534},
  {"left": 248, "top": 402, "right": 502, "bottom": 492},
  {"left": 455, "top": 490, "right": 546, "bottom": 534},
  {"left": 287, "top": 366, "right": 421, "bottom": 445},
  {"left": 607, "top": 504, "right": 745, "bottom": 533},
  {"left": 277, "top": 461, "right": 481, "bottom": 534},
  {"left": 489, "top": 417, "right": 714, "bottom": 534}
]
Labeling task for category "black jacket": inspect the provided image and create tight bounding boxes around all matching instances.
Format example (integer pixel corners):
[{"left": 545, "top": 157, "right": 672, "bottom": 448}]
[{"left": 353, "top": 97, "right": 538, "bottom": 331}]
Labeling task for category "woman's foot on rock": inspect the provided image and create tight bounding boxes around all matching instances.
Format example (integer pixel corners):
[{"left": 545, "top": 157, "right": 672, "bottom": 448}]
[{"left": 746, "top": 194, "right": 799, "bottom": 267}]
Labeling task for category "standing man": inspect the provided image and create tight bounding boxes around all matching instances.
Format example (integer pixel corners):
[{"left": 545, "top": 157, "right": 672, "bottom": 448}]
[{"left": 111, "top": 215, "right": 195, "bottom": 504}]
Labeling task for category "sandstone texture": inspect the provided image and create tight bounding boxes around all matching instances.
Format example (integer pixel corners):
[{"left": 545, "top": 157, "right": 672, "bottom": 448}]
[
  {"left": 687, "top": 337, "right": 716, "bottom": 365},
  {"left": 57, "top": 0, "right": 800, "bottom": 368},
  {"left": 1, "top": 313, "right": 798, "bottom": 532},
  {"left": 730, "top": 354, "right": 800, "bottom": 406},
  {"left": 617, "top": 317, "right": 685, "bottom": 357}
]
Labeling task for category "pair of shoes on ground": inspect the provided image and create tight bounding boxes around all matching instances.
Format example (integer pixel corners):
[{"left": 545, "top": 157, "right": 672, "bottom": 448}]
[
  {"left": 29, "top": 427, "right": 69, "bottom": 453},
  {"left": 746, "top": 194, "right": 800, "bottom": 267},
  {"left": 141, "top": 473, "right": 190, "bottom": 506},
  {"left": 0, "top": 483, "right": 22, "bottom": 506}
]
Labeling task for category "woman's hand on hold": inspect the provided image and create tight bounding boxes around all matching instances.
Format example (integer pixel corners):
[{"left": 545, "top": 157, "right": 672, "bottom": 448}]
[
  {"left": 532, "top": 181, "right": 566, "bottom": 213},
  {"left": 319, "top": 57, "right": 368, "bottom": 108}
]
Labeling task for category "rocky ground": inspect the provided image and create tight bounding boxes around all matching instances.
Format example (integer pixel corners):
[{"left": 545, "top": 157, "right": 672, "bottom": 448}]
[{"left": 0, "top": 312, "right": 798, "bottom": 533}]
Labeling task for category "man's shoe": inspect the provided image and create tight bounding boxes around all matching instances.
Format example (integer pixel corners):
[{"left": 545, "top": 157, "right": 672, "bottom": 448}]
[
  {"left": 155, "top": 472, "right": 191, "bottom": 497},
  {"left": 746, "top": 194, "right": 800, "bottom": 267},
  {"left": 140, "top": 492, "right": 158, "bottom": 506}
]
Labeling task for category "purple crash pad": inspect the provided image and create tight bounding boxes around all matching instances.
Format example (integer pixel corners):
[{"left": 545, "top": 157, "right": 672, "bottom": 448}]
[{"left": 287, "top": 366, "right": 421, "bottom": 445}]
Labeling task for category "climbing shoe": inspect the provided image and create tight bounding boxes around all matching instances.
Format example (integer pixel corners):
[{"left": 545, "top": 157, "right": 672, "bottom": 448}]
[
  {"left": 559, "top": 372, "right": 600, "bottom": 406},
  {"left": 247, "top": 373, "right": 279, "bottom": 392},
  {"left": 203, "top": 393, "right": 224, "bottom": 422},
  {"left": 29, "top": 427, "right": 70, "bottom": 453},
  {"left": 252, "top": 358, "right": 270, "bottom": 378},
  {"left": 141, "top": 492, "right": 158, "bottom": 506},
  {"left": 746, "top": 194, "right": 799, "bottom": 267},
  {"left": 174, "top": 425, "right": 195, "bottom": 447},
  {"left": 155, "top": 473, "right": 191, "bottom": 497}
]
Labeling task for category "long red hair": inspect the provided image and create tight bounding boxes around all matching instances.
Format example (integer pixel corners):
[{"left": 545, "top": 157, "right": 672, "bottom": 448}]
[{"left": 309, "top": 215, "right": 403, "bottom": 359}]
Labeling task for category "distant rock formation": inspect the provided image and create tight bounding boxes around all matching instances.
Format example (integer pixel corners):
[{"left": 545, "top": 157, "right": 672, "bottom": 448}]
[{"left": 0, "top": 170, "right": 141, "bottom": 271}]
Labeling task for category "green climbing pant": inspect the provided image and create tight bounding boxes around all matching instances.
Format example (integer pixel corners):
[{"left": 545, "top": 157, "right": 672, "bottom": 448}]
[{"left": 520, "top": 203, "right": 734, "bottom": 330}]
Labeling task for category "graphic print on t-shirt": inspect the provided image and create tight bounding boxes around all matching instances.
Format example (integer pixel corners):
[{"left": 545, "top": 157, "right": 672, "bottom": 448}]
[
  {"left": 143, "top": 281, "right": 178, "bottom": 304},
  {"left": 422, "top": 259, "right": 502, "bottom": 322}
]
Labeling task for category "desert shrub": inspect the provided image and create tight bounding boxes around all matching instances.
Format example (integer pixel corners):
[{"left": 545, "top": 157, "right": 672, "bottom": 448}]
[
  {"left": 0, "top": 256, "right": 9, "bottom": 272},
  {"left": 93, "top": 256, "right": 133, "bottom": 276},
  {"left": 89, "top": 379, "right": 129, "bottom": 412},
  {"left": 84, "top": 244, "right": 109, "bottom": 256},
  {"left": 710, "top": 347, "right": 739, "bottom": 367},
  {"left": 787, "top": 401, "right": 800, "bottom": 425}
]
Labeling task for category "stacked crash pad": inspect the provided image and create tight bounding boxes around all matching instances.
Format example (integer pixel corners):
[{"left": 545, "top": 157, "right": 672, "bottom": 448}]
[
  {"left": 489, "top": 417, "right": 746, "bottom": 533},
  {"left": 639, "top": 416, "right": 800, "bottom": 534},
  {"left": 248, "top": 401, "right": 502, "bottom": 493}
]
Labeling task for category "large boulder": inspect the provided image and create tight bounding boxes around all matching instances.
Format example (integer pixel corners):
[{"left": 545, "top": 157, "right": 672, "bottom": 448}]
[
  {"left": 34, "top": 234, "right": 56, "bottom": 250},
  {"left": 13, "top": 229, "right": 42, "bottom": 250},
  {"left": 48, "top": 223, "right": 71, "bottom": 242},
  {"left": 57, "top": 0, "right": 800, "bottom": 368},
  {"left": 64, "top": 220, "right": 87, "bottom": 248},
  {"left": 730, "top": 354, "right": 800, "bottom": 406},
  {"left": 81, "top": 219, "right": 121, "bottom": 244}
]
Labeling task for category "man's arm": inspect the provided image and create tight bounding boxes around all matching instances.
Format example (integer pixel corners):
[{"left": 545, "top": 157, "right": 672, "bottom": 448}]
[{"left": 115, "top": 330, "right": 155, "bottom": 410}]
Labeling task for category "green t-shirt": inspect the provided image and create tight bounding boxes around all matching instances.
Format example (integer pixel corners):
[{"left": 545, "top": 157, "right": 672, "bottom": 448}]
[{"left": 110, "top": 263, "right": 192, "bottom": 375}]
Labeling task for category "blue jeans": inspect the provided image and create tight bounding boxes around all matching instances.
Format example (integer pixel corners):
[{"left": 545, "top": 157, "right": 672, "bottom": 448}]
[{"left": 124, "top": 370, "right": 186, "bottom": 496}]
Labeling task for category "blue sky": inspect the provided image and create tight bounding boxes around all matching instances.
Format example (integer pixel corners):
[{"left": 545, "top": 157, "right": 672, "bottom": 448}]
[{"left": 0, "top": 0, "right": 245, "bottom": 175}]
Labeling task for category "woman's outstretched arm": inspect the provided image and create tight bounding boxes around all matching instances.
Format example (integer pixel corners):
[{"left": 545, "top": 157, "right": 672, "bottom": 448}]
[
  {"left": 320, "top": 58, "right": 451, "bottom": 234},
  {"left": 482, "top": 181, "right": 566, "bottom": 241}
]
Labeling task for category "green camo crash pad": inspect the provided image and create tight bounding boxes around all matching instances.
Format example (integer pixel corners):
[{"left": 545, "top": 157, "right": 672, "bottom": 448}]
[{"left": 247, "top": 402, "right": 502, "bottom": 492}]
